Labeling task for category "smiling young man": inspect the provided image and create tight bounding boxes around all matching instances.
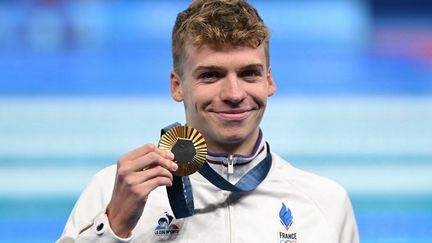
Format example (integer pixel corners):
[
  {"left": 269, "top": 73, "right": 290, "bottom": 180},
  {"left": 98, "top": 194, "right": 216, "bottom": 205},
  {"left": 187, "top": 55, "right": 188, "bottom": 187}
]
[{"left": 58, "top": 1, "right": 359, "bottom": 242}]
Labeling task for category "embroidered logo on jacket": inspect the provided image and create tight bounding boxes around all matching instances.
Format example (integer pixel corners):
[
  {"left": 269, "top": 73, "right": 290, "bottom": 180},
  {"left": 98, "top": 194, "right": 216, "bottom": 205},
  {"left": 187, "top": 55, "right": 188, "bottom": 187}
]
[
  {"left": 154, "top": 212, "right": 180, "bottom": 236},
  {"left": 279, "top": 202, "right": 293, "bottom": 231},
  {"left": 278, "top": 203, "right": 297, "bottom": 242}
]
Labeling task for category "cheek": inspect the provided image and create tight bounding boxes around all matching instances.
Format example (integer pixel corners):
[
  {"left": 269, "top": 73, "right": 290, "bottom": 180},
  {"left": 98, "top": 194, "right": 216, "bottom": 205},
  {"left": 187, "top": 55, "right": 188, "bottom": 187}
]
[
  {"left": 245, "top": 85, "right": 269, "bottom": 106},
  {"left": 190, "top": 86, "right": 215, "bottom": 107},
  {"left": 182, "top": 91, "right": 201, "bottom": 115},
  {"left": 180, "top": 85, "right": 194, "bottom": 107}
]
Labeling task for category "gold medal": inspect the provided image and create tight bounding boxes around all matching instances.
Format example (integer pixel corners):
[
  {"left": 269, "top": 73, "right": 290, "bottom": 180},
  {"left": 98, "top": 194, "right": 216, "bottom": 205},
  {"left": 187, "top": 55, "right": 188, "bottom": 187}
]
[{"left": 158, "top": 125, "right": 207, "bottom": 176}]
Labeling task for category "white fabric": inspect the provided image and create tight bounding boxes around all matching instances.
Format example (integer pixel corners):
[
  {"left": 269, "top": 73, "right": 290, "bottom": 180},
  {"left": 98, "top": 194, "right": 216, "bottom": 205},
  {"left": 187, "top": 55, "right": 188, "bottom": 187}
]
[{"left": 57, "top": 151, "right": 359, "bottom": 243}]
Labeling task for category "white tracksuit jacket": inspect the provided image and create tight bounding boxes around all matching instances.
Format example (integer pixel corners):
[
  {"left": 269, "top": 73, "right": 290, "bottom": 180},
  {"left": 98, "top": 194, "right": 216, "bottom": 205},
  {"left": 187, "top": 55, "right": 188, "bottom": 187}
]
[{"left": 57, "top": 142, "right": 359, "bottom": 243}]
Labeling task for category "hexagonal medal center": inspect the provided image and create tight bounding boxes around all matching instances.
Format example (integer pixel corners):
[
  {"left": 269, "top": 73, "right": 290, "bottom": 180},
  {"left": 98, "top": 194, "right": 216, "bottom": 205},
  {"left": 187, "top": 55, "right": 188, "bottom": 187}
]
[{"left": 171, "top": 138, "right": 196, "bottom": 164}]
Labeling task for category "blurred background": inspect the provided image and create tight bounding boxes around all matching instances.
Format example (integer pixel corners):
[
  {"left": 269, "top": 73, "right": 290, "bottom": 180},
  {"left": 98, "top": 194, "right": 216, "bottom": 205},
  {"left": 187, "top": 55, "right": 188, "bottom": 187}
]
[{"left": 0, "top": 0, "right": 431, "bottom": 242}]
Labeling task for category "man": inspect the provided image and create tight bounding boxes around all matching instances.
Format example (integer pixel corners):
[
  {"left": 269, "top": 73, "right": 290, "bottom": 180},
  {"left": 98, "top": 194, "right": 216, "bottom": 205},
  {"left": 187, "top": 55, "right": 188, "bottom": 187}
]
[{"left": 58, "top": 0, "right": 359, "bottom": 242}]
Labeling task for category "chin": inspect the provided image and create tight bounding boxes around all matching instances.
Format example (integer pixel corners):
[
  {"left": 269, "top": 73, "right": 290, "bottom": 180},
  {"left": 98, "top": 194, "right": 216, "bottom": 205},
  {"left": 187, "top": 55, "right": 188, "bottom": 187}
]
[
  {"left": 220, "top": 135, "right": 244, "bottom": 144},
  {"left": 216, "top": 130, "right": 248, "bottom": 144}
]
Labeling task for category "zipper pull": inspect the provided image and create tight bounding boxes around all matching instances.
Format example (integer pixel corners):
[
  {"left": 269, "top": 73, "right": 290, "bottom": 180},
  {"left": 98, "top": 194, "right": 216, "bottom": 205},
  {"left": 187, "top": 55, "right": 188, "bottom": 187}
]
[{"left": 227, "top": 155, "right": 234, "bottom": 174}]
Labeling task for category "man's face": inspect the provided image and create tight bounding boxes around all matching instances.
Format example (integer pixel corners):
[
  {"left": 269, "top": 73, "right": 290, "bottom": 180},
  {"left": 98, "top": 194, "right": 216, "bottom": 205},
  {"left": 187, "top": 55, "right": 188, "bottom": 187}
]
[{"left": 170, "top": 44, "right": 276, "bottom": 155}]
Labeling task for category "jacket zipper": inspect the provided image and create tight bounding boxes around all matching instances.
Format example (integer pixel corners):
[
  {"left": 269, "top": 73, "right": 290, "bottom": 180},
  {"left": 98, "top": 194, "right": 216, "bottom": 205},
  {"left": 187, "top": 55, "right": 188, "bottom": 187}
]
[{"left": 227, "top": 155, "right": 234, "bottom": 175}]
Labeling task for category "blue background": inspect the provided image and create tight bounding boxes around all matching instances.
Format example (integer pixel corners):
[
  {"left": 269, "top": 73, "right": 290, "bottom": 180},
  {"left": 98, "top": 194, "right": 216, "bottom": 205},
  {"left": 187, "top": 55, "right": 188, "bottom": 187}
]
[{"left": 0, "top": 0, "right": 431, "bottom": 242}]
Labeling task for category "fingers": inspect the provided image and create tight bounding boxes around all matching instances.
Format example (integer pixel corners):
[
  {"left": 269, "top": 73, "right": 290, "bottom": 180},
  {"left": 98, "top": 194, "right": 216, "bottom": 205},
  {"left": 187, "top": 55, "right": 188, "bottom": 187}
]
[
  {"left": 124, "top": 166, "right": 174, "bottom": 187},
  {"left": 131, "top": 176, "right": 175, "bottom": 199},
  {"left": 132, "top": 150, "right": 177, "bottom": 172},
  {"left": 117, "top": 143, "right": 178, "bottom": 173},
  {"left": 119, "top": 143, "right": 156, "bottom": 162}
]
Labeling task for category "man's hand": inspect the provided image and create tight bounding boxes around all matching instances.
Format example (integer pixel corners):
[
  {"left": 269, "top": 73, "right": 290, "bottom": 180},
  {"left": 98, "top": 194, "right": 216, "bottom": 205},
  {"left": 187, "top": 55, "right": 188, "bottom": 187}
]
[{"left": 106, "top": 144, "right": 178, "bottom": 238}]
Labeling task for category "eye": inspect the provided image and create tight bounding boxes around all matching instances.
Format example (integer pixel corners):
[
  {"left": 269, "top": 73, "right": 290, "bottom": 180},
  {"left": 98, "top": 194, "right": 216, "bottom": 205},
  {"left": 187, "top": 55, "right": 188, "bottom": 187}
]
[
  {"left": 240, "top": 69, "right": 262, "bottom": 81},
  {"left": 198, "top": 71, "right": 222, "bottom": 82}
]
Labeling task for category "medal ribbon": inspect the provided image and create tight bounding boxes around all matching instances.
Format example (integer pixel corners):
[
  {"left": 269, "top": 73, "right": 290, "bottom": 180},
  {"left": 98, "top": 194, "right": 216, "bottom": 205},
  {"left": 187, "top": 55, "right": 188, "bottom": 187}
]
[{"left": 162, "top": 123, "right": 272, "bottom": 218}]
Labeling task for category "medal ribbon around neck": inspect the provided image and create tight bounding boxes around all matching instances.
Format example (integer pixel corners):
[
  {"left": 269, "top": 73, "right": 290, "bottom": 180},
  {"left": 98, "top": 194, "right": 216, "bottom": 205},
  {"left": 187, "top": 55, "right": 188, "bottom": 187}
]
[{"left": 159, "top": 123, "right": 272, "bottom": 219}]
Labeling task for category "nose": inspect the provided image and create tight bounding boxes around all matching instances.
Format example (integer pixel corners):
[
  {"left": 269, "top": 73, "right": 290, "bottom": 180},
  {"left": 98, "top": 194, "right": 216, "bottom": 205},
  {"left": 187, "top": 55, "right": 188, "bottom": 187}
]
[{"left": 220, "top": 74, "right": 247, "bottom": 105}]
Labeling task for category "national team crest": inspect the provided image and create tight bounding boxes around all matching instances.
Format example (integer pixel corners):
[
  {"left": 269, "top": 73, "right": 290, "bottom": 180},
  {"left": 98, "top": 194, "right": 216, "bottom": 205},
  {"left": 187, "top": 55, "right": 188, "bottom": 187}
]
[
  {"left": 278, "top": 203, "right": 298, "bottom": 242},
  {"left": 279, "top": 202, "right": 293, "bottom": 231}
]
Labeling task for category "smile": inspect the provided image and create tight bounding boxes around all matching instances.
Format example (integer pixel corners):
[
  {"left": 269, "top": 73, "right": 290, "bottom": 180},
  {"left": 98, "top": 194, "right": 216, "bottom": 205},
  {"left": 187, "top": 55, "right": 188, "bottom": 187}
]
[{"left": 213, "top": 109, "right": 252, "bottom": 121}]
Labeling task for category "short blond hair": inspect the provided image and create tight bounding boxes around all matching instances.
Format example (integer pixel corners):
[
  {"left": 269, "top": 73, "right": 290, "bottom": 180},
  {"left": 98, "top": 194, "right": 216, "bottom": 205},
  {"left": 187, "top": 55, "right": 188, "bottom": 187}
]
[{"left": 172, "top": 0, "right": 270, "bottom": 76}]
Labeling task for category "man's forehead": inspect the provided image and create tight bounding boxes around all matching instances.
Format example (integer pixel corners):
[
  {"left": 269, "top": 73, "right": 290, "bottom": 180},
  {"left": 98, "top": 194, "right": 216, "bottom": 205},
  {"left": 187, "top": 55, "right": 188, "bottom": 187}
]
[{"left": 182, "top": 43, "right": 267, "bottom": 69}]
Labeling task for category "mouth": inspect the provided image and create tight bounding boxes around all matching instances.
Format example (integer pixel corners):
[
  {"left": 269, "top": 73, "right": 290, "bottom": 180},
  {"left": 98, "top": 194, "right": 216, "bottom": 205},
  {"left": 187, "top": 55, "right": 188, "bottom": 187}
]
[{"left": 212, "top": 109, "right": 252, "bottom": 121}]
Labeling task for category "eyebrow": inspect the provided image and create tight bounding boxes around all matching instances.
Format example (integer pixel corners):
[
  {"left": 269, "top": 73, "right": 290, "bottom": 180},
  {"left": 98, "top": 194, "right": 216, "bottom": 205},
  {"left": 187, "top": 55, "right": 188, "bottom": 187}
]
[
  {"left": 192, "top": 65, "right": 224, "bottom": 77},
  {"left": 240, "top": 64, "right": 265, "bottom": 72},
  {"left": 192, "top": 64, "right": 265, "bottom": 76}
]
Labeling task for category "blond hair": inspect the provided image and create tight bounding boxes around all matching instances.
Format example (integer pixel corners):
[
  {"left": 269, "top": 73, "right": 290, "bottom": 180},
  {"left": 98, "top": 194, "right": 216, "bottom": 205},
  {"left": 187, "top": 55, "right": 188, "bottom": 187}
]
[{"left": 172, "top": 0, "right": 270, "bottom": 76}]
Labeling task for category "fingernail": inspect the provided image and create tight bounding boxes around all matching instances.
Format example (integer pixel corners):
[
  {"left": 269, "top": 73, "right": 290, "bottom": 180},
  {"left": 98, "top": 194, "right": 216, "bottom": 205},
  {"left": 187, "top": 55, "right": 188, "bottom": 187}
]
[
  {"left": 168, "top": 152, "right": 175, "bottom": 160},
  {"left": 171, "top": 162, "right": 178, "bottom": 171}
]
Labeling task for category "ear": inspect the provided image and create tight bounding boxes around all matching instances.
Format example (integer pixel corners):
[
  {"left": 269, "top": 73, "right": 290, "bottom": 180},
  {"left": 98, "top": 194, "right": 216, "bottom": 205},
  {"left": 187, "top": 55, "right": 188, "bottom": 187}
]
[
  {"left": 170, "top": 70, "right": 184, "bottom": 102},
  {"left": 266, "top": 67, "right": 276, "bottom": 97}
]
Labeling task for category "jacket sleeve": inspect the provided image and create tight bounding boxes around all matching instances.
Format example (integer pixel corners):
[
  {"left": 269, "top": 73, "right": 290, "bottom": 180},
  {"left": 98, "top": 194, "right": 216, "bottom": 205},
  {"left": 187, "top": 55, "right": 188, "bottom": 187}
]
[
  {"left": 337, "top": 194, "right": 360, "bottom": 243},
  {"left": 56, "top": 166, "right": 134, "bottom": 243}
]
